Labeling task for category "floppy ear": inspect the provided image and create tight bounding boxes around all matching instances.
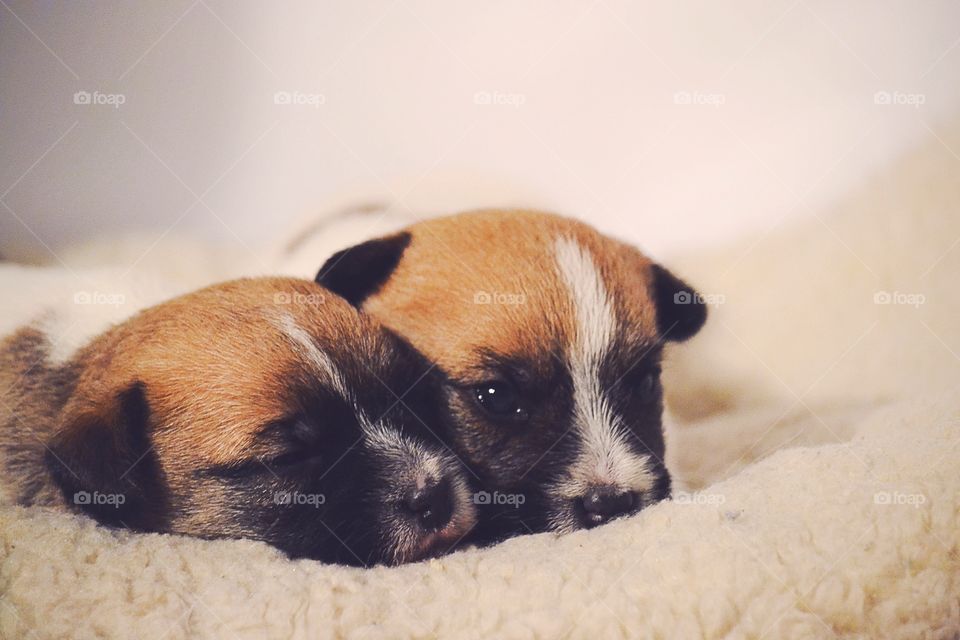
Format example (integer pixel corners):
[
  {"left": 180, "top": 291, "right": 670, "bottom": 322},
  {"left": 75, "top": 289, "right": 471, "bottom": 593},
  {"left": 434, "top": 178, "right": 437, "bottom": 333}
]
[
  {"left": 315, "top": 232, "right": 412, "bottom": 307},
  {"left": 650, "top": 264, "right": 707, "bottom": 342},
  {"left": 45, "top": 382, "right": 168, "bottom": 531}
]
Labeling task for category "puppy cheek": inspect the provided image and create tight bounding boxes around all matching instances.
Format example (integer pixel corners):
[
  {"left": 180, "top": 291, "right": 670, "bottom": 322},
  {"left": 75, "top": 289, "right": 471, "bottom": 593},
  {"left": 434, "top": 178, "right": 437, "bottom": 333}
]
[
  {"left": 543, "top": 491, "right": 581, "bottom": 535},
  {"left": 443, "top": 395, "right": 506, "bottom": 474},
  {"left": 164, "top": 474, "right": 265, "bottom": 540}
]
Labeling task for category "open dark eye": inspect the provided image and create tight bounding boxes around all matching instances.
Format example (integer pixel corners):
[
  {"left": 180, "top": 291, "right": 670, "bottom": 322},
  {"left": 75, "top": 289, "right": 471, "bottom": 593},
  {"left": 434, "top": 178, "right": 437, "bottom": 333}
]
[{"left": 474, "top": 381, "right": 528, "bottom": 421}]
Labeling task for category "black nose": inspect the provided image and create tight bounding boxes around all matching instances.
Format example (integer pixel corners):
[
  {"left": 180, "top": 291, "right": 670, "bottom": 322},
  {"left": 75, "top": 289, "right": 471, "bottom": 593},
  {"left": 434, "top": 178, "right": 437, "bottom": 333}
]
[
  {"left": 403, "top": 480, "right": 454, "bottom": 531},
  {"left": 577, "top": 486, "right": 636, "bottom": 528}
]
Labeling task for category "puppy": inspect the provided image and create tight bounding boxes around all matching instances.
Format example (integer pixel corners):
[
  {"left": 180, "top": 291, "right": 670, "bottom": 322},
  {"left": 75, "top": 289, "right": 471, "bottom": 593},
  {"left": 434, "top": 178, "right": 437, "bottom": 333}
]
[
  {"left": 0, "top": 276, "right": 476, "bottom": 566},
  {"left": 313, "top": 210, "right": 707, "bottom": 540}
]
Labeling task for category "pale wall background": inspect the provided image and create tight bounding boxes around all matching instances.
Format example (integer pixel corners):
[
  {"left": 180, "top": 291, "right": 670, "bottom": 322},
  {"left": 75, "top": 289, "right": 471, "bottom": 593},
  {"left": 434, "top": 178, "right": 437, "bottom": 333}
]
[{"left": 2, "top": 1, "right": 960, "bottom": 262}]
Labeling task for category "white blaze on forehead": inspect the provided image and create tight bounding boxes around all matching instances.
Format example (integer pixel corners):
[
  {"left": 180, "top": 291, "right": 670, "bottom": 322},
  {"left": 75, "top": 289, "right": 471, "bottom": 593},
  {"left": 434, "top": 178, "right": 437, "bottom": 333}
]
[
  {"left": 273, "top": 311, "right": 446, "bottom": 480},
  {"left": 273, "top": 312, "right": 348, "bottom": 397},
  {"left": 554, "top": 237, "right": 617, "bottom": 362},
  {"left": 358, "top": 417, "right": 443, "bottom": 480},
  {"left": 553, "top": 237, "right": 656, "bottom": 498}
]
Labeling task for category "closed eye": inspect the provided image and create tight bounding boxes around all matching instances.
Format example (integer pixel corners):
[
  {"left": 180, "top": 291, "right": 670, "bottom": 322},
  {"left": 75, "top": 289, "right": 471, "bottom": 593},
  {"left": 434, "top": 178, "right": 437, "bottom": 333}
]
[
  {"left": 205, "top": 417, "right": 325, "bottom": 479},
  {"left": 623, "top": 365, "right": 662, "bottom": 402},
  {"left": 265, "top": 448, "right": 322, "bottom": 469},
  {"left": 204, "top": 449, "right": 323, "bottom": 479}
]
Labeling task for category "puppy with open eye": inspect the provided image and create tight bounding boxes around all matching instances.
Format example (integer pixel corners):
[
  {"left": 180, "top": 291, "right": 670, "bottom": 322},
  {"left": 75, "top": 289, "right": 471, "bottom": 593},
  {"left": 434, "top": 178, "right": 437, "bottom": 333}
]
[
  {"left": 308, "top": 209, "right": 707, "bottom": 541},
  {"left": 0, "top": 276, "right": 476, "bottom": 566}
]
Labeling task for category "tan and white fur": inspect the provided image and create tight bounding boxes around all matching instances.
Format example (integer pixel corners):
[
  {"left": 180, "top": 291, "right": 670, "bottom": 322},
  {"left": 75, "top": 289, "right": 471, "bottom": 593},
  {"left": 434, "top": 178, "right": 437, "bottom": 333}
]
[
  {"left": 297, "top": 209, "right": 707, "bottom": 541},
  {"left": 0, "top": 268, "right": 476, "bottom": 565}
]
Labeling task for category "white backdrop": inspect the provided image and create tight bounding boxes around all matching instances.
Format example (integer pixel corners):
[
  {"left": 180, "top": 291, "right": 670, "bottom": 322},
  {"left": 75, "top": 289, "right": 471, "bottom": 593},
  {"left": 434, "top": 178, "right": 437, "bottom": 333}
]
[{"left": 2, "top": 1, "right": 959, "bottom": 263}]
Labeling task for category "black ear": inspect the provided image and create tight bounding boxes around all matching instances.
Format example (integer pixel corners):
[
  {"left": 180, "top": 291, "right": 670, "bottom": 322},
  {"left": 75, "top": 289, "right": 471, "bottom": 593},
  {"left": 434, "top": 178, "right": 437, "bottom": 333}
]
[
  {"left": 650, "top": 264, "right": 707, "bottom": 342},
  {"left": 315, "top": 232, "right": 412, "bottom": 307},
  {"left": 45, "top": 382, "right": 168, "bottom": 531}
]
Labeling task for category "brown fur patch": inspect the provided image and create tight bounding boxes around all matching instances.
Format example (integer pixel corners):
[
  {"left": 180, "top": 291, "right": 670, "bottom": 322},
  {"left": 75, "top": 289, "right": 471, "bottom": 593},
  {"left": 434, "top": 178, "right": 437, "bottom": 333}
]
[
  {"left": 63, "top": 278, "right": 371, "bottom": 472},
  {"left": 364, "top": 210, "right": 660, "bottom": 383},
  {"left": 2, "top": 276, "right": 479, "bottom": 563},
  {"left": 337, "top": 209, "right": 699, "bottom": 536},
  {"left": 0, "top": 278, "right": 381, "bottom": 522}
]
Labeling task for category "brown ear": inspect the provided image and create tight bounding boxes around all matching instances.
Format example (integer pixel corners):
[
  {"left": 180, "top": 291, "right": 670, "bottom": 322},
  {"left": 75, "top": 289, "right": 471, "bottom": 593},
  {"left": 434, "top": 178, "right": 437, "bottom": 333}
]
[
  {"left": 45, "top": 382, "right": 169, "bottom": 531},
  {"left": 650, "top": 264, "right": 708, "bottom": 342}
]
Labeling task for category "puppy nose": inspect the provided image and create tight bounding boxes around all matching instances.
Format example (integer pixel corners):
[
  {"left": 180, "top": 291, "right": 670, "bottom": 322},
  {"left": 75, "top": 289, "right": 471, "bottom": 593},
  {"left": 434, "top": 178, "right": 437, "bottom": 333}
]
[
  {"left": 403, "top": 480, "right": 453, "bottom": 531},
  {"left": 578, "top": 486, "right": 636, "bottom": 528}
]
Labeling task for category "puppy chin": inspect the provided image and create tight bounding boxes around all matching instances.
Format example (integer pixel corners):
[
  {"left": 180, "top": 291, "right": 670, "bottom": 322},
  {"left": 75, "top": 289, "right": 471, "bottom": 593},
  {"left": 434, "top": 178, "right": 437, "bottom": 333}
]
[
  {"left": 543, "top": 491, "right": 644, "bottom": 535},
  {"left": 408, "top": 514, "right": 475, "bottom": 561},
  {"left": 545, "top": 474, "right": 666, "bottom": 534}
]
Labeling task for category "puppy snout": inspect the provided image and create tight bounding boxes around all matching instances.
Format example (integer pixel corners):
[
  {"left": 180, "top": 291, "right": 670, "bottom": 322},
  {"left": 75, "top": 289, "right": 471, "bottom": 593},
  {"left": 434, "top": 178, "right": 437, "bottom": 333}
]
[
  {"left": 402, "top": 479, "right": 454, "bottom": 532},
  {"left": 577, "top": 486, "right": 636, "bottom": 528}
]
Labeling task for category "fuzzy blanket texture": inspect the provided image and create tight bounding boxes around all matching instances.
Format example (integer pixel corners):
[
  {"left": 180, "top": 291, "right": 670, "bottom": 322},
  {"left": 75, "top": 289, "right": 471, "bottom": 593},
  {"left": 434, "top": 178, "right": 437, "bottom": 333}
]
[{"left": 2, "top": 117, "right": 960, "bottom": 639}]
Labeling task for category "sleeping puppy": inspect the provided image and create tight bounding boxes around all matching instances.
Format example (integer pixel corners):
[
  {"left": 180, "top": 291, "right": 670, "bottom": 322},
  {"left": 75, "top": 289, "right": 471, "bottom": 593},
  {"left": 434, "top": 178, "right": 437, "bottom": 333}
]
[
  {"left": 0, "top": 276, "right": 476, "bottom": 566},
  {"left": 314, "top": 210, "right": 707, "bottom": 541}
]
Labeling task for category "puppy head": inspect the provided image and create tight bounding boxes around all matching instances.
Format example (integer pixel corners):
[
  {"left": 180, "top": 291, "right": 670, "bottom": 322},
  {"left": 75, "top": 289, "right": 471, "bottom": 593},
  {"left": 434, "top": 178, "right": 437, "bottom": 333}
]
[
  {"left": 45, "top": 278, "right": 475, "bottom": 566},
  {"left": 317, "top": 210, "right": 706, "bottom": 538}
]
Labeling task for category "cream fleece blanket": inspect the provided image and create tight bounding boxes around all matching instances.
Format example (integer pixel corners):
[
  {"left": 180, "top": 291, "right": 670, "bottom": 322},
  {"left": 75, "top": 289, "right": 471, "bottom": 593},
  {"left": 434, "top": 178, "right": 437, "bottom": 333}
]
[{"left": 2, "top": 116, "right": 960, "bottom": 638}]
